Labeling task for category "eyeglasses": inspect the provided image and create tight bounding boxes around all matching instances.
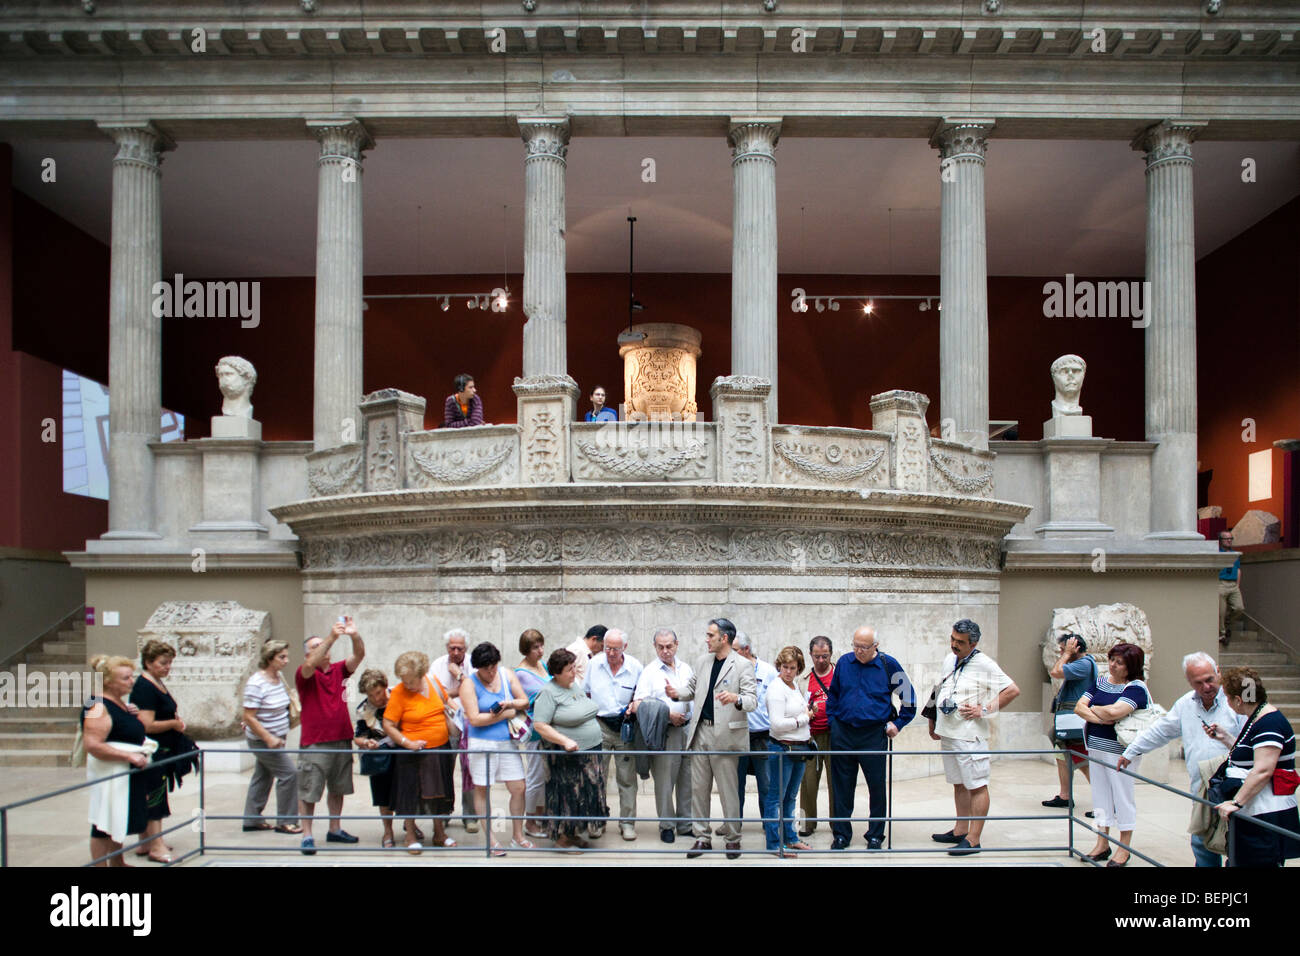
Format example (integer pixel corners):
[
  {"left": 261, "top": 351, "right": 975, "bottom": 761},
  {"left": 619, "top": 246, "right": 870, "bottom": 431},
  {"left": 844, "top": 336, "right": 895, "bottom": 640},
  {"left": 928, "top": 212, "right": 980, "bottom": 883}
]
[{"left": 853, "top": 644, "right": 878, "bottom": 652}]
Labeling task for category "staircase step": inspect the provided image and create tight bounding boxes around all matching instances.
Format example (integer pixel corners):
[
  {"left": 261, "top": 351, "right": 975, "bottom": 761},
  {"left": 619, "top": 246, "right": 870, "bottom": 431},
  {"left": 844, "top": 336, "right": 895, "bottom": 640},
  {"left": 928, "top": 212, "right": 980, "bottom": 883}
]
[
  {"left": 0, "top": 705, "right": 83, "bottom": 718},
  {"left": 0, "top": 716, "right": 80, "bottom": 733},
  {"left": 25, "top": 652, "right": 88, "bottom": 666},
  {"left": 0, "top": 750, "right": 71, "bottom": 767},
  {"left": 1219, "top": 653, "right": 1292, "bottom": 666},
  {"left": 42, "top": 641, "right": 87, "bottom": 657},
  {"left": 0, "top": 732, "right": 78, "bottom": 751}
]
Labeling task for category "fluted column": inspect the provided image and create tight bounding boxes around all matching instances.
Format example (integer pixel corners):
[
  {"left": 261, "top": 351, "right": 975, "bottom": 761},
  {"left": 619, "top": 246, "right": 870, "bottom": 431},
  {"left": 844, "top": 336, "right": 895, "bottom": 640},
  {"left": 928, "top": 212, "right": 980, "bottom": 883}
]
[
  {"left": 728, "top": 118, "right": 781, "bottom": 420},
  {"left": 99, "top": 122, "right": 173, "bottom": 538},
  {"left": 1135, "top": 119, "right": 1206, "bottom": 539},
  {"left": 308, "top": 119, "right": 372, "bottom": 450},
  {"left": 932, "top": 118, "right": 994, "bottom": 451},
  {"left": 518, "top": 117, "right": 570, "bottom": 379}
]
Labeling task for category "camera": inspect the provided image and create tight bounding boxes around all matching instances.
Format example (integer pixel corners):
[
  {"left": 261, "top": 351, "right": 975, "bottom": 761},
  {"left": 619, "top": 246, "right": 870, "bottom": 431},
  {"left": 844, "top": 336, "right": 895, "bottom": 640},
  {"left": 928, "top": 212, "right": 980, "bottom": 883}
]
[
  {"left": 939, "top": 698, "right": 958, "bottom": 715},
  {"left": 490, "top": 702, "right": 503, "bottom": 714},
  {"left": 1057, "top": 632, "right": 1086, "bottom": 653}
]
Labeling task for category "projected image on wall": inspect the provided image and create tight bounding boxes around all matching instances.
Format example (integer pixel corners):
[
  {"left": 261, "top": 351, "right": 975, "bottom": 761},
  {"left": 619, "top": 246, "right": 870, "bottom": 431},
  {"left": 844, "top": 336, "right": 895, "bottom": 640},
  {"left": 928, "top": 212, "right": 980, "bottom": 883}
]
[{"left": 62, "top": 370, "right": 185, "bottom": 500}]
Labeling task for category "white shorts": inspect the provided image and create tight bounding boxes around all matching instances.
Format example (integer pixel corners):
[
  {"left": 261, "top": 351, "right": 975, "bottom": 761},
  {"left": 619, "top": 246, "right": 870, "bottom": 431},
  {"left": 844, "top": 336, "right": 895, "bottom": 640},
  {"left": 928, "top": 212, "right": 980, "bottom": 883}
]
[
  {"left": 941, "top": 736, "right": 990, "bottom": 790},
  {"left": 468, "top": 738, "right": 526, "bottom": 786}
]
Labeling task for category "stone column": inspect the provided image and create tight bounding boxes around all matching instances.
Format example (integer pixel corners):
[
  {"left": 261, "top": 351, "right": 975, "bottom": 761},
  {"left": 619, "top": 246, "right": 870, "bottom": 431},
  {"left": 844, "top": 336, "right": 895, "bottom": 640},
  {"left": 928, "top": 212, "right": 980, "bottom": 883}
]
[
  {"left": 518, "top": 116, "right": 571, "bottom": 379},
  {"left": 308, "top": 119, "right": 372, "bottom": 451},
  {"left": 931, "top": 118, "right": 995, "bottom": 451},
  {"left": 728, "top": 118, "right": 781, "bottom": 421},
  {"left": 1134, "top": 120, "right": 1206, "bottom": 539},
  {"left": 98, "top": 122, "right": 173, "bottom": 539}
]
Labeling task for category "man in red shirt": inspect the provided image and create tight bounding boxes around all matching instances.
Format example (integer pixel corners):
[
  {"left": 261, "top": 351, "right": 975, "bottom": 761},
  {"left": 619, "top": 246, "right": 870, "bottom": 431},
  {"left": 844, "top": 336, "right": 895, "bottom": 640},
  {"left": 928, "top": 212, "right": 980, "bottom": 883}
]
[
  {"left": 295, "top": 615, "right": 366, "bottom": 855},
  {"left": 798, "top": 635, "right": 835, "bottom": 836}
]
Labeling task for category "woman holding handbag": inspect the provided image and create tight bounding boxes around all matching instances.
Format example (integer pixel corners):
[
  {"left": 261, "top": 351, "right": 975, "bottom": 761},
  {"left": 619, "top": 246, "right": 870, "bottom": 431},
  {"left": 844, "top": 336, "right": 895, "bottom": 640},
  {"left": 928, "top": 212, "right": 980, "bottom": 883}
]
[
  {"left": 1074, "top": 642, "right": 1149, "bottom": 866},
  {"left": 383, "top": 651, "right": 457, "bottom": 855},
  {"left": 241, "top": 640, "right": 301, "bottom": 834},
  {"left": 354, "top": 669, "right": 403, "bottom": 849},
  {"left": 1208, "top": 666, "right": 1300, "bottom": 867},
  {"left": 460, "top": 641, "right": 531, "bottom": 855},
  {"left": 764, "top": 646, "right": 817, "bottom": 856}
]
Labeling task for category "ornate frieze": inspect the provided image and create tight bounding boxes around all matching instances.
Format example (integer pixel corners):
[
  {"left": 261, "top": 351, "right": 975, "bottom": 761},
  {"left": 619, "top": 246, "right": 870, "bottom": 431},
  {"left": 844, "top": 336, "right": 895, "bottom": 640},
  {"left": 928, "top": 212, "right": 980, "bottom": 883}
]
[
  {"left": 407, "top": 430, "right": 519, "bottom": 487},
  {"left": 929, "top": 446, "right": 995, "bottom": 497},
  {"left": 306, "top": 446, "right": 364, "bottom": 497},
  {"left": 771, "top": 429, "right": 889, "bottom": 487},
  {"left": 572, "top": 422, "right": 714, "bottom": 481}
]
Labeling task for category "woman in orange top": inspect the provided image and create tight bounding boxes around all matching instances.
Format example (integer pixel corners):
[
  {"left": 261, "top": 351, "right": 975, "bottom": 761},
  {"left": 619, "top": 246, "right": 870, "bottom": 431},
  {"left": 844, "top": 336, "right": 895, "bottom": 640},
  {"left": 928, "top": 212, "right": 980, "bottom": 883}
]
[{"left": 383, "top": 651, "right": 456, "bottom": 854}]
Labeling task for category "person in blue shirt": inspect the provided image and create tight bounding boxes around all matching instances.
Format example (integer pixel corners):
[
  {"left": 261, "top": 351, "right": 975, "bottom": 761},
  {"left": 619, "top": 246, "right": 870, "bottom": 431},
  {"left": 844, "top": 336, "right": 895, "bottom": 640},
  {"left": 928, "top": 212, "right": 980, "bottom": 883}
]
[
  {"left": 826, "top": 625, "right": 915, "bottom": 850},
  {"left": 584, "top": 385, "right": 618, "bottom": 422},
  {"left": 1043, "top": 633, "right": 1095, "bottom": 809},
  {"left": 1218, "top": 529, "right": 1244, "bottom": 645}
]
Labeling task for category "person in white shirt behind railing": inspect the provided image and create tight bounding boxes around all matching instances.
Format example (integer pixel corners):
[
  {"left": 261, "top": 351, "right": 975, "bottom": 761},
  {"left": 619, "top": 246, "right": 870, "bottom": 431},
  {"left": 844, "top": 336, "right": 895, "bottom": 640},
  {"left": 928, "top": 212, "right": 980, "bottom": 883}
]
[
  {"left": 631, "top": 627, "right": 694, "bottom": 843},
  {"left": 764, "top": 646, "right": 817, "bottom": 857},
  {"left": 1117, "top": 652, "right": 1244, "bottom": 867}
]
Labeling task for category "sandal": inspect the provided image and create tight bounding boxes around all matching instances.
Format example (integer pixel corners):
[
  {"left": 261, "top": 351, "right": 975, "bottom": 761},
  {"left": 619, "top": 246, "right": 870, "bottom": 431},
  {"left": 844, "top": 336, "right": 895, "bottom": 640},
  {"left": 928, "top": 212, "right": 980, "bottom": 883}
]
[
  {"left": 145, "top": 852, "right": 174, "bottom": 864},
  {"left": 273, "top": 824, "right": 303, "bottom": 834},
  {"left": 381, "top": 836, "right": 395, "bottom": 849},
  {"left": 406, "top": 842, "right": 423, "bottom": 856},
  {"left": 441, "top": 837, "right": 458, "bottom": 848},
  {"left": 414, "top": 825, "right": 426, "bottom": 842},
  {"left": 510, "top": 838, "right": 535, "bottom": 850},
  {"left": 490, "top": 841, "right": 507, "bottom": 857},
  {"left": 785, "top": 841, "right": 812, "bottom": 851},
  {"left": 242, "top": 822, "right": 274, "bottom": 833}
]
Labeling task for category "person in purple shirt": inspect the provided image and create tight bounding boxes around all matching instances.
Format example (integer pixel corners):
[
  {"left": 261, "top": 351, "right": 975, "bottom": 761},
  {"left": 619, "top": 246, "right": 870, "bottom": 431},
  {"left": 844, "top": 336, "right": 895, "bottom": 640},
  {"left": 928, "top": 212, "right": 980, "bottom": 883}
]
[{"left": 443, "top": 373, "right": 484, "bottom": 428}]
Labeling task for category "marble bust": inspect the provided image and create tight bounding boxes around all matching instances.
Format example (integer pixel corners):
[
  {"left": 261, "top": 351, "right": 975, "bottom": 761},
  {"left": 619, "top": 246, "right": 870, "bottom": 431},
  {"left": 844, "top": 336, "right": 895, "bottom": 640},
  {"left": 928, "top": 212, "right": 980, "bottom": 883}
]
[
  {"left": 215, "top": 356, "right": 256, "bottom": 419},
  {"left": 1050, "top": 354, "right": 1086, "bottom": 418}
]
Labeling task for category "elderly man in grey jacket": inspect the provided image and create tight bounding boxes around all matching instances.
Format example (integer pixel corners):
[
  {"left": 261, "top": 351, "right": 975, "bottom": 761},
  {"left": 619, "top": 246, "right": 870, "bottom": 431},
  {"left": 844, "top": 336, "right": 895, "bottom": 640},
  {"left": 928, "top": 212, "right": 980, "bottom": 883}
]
[{"left": 632, "top": 628, "right": 696, "bottom": 844}]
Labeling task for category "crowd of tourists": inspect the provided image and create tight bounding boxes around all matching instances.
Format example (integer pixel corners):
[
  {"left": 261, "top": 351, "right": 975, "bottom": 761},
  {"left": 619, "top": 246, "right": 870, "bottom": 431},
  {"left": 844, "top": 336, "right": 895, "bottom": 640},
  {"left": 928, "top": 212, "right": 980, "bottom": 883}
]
[{"left": 79, "top": 615, "right": 1297, "bottom": 866}]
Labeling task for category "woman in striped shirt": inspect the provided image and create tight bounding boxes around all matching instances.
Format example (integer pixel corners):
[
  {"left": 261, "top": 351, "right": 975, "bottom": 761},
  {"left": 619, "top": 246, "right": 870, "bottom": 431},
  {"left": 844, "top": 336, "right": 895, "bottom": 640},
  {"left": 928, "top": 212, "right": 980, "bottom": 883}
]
[
  {"left": 241, "top": 640, "right": 301, "bottom": 833},
  {"left": 1210, "top": 666, "right": 1300, "bottom": 867}
]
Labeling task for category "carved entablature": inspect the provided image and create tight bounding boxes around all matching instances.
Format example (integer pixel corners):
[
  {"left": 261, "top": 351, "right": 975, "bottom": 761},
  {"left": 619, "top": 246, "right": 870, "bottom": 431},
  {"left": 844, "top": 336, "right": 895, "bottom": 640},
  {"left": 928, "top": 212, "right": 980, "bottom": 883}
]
[
  {"left": 306, "top": 444, "right": 364, "bottom": 497},
  {"left": 929, "top": 440, "right": 996, "bottom": 498},
  {"left": 571, "top": 421, "right": 715, "bottom": 482},
  {"left": 406, "top": 427, "right": 520, "bottom": 488},
  {"left": 770, "top": 426, "right": 890, "bottom": 488}
]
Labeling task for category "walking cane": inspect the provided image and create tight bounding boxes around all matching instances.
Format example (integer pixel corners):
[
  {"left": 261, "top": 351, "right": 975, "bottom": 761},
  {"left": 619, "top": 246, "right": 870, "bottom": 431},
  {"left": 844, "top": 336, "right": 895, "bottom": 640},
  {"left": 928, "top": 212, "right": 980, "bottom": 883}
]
[{"left": 887, "top": 732, "right": 893, "bottom": 849}]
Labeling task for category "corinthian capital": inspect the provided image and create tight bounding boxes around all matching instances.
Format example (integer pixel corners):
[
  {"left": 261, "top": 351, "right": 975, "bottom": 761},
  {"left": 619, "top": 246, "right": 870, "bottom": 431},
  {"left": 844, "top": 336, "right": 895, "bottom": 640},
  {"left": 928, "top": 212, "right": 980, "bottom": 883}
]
[
  {"left": 728, "top": 118, "right": 782, "bottom": 164},
  {"left": 930, "top": 118, "right": 995, "bottom": 162},
  {"left": 1132, "top": 120, "right": 1207, "bottom": 169},
  {"left": 518, "top": 116, "right": 571, "bottom": 161},
  {"left": 98, "top": 122, "right": 175, "bottom": 170},
  {"left": 307, "top": 118, "right": 374, "bottom": 163}
]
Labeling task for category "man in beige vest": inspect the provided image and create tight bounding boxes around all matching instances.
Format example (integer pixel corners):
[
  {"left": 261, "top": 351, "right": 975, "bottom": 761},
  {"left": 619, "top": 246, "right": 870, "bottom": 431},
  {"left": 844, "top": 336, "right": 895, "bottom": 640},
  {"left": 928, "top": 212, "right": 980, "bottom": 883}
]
[{"left": 666, "top": 617, "right": 757, "bottom": 860}]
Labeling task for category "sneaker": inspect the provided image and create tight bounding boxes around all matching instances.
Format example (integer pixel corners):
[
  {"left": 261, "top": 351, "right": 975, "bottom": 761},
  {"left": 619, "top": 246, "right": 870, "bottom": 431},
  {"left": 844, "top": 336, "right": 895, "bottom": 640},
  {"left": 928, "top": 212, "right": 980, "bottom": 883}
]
[
  {"left": 620, "top": 823, "right": 636, "bottom": 841},
  {"left": 588, "top": 823, "right": 606, "bottom": 839},
  {"left": 1041, "top": 796, "right": 1072, "bottom": 808},
  {"left": 300, "top": 837, "right": 316, "bottom": 856}
]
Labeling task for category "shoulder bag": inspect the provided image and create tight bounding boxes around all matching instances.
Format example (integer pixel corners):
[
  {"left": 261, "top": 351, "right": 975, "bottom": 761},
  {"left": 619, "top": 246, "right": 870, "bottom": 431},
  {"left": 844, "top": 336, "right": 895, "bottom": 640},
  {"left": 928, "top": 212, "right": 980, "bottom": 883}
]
[
  {"left": 1051, "top": 657, "right": 1095, "bottom": 744},
  {"left": 1114, "top": 680, "right": 1167, "bottom": 747}
]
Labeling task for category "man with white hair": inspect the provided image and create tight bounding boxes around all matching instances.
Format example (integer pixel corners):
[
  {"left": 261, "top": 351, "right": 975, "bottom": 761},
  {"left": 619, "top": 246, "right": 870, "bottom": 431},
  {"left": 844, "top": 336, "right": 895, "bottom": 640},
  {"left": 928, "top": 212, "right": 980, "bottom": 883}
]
[
  {"left": 431, "top": 628, "right": 476, "bottom": 832},
  {"left": 632, "top": 628, "right": 695, "bottom": 843},
  {"left": 584, "top": 627, "right": 643, "bottom": 840},
  {"left": 1117, "top": 651, "right": 1245, "bottom": 866}
]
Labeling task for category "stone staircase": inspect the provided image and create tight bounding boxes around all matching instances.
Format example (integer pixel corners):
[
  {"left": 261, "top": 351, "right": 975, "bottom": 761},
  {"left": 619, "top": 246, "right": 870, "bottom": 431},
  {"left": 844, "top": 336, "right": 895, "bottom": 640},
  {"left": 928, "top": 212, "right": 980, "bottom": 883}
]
[
  {"left": 0, "top": 609, "right": 86, "bottom": 767},
  {"left": 1219, "top": 625, "right": 1300, "bottom": 725}
]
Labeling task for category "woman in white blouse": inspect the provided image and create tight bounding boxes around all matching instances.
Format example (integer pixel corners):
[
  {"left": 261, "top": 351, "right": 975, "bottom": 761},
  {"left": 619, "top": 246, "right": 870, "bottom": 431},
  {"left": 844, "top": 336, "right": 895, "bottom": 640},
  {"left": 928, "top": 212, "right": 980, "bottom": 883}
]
[{"left": 764, "top": 646, "right": 817, "bottom": 856}]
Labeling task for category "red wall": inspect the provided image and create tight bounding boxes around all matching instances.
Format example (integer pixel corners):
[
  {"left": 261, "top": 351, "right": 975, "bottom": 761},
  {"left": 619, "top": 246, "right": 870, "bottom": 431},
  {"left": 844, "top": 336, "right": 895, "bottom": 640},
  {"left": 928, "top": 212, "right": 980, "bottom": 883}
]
[{"left": 1196, "top": 197, "right": 1300, "bottom": 532}]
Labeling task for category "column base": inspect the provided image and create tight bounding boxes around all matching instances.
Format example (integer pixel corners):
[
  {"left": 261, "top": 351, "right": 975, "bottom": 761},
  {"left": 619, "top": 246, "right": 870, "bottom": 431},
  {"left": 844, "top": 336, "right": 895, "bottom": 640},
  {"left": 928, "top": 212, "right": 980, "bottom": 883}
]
[
  {"left": 1034, "top": 521, "right": 1115, "bottom": 540},
  {"left": 1144, "top": 530, "right": 1206, "bottom": 541},
  {"left": 98, "top": 530, "right": 164, "bottom": 541}
]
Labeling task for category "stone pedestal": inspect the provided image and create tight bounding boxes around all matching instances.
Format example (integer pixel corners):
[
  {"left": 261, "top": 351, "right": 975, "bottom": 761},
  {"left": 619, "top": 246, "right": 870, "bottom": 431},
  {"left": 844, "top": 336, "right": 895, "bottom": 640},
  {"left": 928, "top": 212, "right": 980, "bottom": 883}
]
[
  {"left": 870, "top": 390, "right": 932, "bottom": 493},
  {"left": 211, "top": 415, "right": 262, "bottom": 440},
  {"left": 1042, "top": 415, "right": 1093, "bottom": 439},
  {"left": 514, "top": 374, "right": 579, "bottom": 484},
  {"left": 137, "top": 601, "right": 269, "bottom": 740},
  {"left": 711, "top": 375, "right": 771, "bottom": 484},
  {"left": 99, "top": 122, "right": 173, "bottom": 540},
  {"left": 359, "top": 389, "right": 427, "bottom": 492},
  {"left": 1034, "top": 438, "right": 1117, "bottom": 539},
  {"left": 619, "top": 323, "right": 702, "bottom": 421},
  {"left": 189, "top": 439, "right": 268, "bottom": 541}
]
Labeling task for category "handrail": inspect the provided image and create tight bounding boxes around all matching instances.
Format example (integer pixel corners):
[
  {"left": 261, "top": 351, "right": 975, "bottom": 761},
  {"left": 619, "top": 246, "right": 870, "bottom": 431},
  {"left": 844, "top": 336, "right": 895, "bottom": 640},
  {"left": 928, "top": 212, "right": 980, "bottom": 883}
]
[
  {"left": 1238, "top": 610, "right": 1300, "bottom": 661},
  {"left": 3, "top": 744, "right": 1295, "bottom": 866},
  {"left": 0, "top": 603, "right": 83, "bottom": 670}
]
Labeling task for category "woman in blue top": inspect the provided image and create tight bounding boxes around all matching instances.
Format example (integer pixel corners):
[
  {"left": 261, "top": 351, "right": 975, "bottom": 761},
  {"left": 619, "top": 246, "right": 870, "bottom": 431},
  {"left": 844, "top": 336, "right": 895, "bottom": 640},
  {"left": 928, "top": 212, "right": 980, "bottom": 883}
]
[
  {"left": 515, "top": 628, "right": 552, "bottom": 840},
  {"left": 1075, "top": 642, "right": 1149, "bottom": 866},
  {"left": 459, "top": 641, "right": 531, "bottom": 855},
  {"left": 1209, "top": 667, "right": 1300, "bottom": 867}
]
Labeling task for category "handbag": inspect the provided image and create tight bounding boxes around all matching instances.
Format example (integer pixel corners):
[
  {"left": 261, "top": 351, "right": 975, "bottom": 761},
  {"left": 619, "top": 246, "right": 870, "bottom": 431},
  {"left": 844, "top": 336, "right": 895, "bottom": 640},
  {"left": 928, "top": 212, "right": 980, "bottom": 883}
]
[
  {"left": 282, "top": 677, "right": 301, "bottom": 729},
  {"left": 1273, "top": 767, "right": 1300, "bottom": 796},
  {"left": 1114, "top": 681, "right": 1166, "bottom": 747},
  {"left": 1206, "top": 704, "right": 1265, "bottom": 807},
  {"left": 359, "top": 742, "right": 395, "bottom": 776},
  {"left": 1051, "top": 657, "right": 1096, "bottom": 743}
]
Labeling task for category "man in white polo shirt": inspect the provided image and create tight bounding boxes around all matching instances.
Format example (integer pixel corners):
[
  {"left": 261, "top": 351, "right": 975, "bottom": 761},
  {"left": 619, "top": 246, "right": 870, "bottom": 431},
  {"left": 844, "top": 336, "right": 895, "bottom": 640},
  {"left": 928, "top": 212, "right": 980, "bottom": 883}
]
[
  {"left": 584, "top": 628, "right": 642, "bottom": 840},
  {"left": 632, "top": 627, "right": 695, "bottom": 843},
  {"left": 926, "top": 618, "right": 1020, "bottom": 856}
]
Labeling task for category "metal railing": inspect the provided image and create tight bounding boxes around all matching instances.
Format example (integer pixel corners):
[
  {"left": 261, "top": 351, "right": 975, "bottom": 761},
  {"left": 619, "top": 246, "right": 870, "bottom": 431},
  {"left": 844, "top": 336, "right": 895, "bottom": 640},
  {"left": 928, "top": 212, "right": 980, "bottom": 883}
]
[
  {"left": 1238, "top": 610, "right": 1300, "bottom": 662},
  {"left": 3, "top": 742, "right": 1296, "bottom": 865}
]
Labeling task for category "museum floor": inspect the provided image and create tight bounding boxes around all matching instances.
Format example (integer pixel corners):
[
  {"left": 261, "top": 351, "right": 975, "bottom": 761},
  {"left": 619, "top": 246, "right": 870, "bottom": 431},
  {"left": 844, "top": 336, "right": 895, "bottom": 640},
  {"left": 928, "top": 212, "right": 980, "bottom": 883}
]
[{"left": 1, "top": 748, "right": 1255, "bottom": 868}]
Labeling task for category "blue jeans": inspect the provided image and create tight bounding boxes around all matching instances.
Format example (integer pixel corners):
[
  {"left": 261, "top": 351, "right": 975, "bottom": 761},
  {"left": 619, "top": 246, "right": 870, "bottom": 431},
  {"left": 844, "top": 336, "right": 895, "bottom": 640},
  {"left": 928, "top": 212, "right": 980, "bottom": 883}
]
[
  {"left": 762, "top": 740, "right": 808, "bottom": 850},
  {"left": 737, "top": 733, "right": 771, "bottom": 818},
  {"left": 1190, "top": 833, "right": 1222, "bottom": 867}
]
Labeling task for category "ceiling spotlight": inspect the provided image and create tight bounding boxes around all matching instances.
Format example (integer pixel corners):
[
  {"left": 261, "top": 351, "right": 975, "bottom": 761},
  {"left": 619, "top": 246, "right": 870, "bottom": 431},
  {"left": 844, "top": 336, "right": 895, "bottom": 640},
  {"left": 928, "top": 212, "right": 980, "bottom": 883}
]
[
  {"left": 863, "top": 301, "right": 875, "bottom": 315},
  {"left": 495, "top": 294, "right": 508, "bottom": 311},
  {"left": 441, "top": 297, "right": 450, "bottom": 312},
  {"left": 918, "top": 300, "right": 929, "bottom": 312},
  {"left": 467, "top": 298, "right": 478, "bottom": 309}
]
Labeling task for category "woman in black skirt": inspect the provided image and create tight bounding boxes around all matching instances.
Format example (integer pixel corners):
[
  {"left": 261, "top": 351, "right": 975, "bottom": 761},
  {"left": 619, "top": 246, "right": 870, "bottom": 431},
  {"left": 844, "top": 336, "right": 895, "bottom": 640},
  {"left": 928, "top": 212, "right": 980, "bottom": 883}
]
[
  {"left": 129, "top": 640, "right": 198, "bottom": 863},
  {"left": 83, "top": 654, "right": 151, "bottom": 866},
  {"left": 531, "top": 648, "right": 605, "bottom": 853},
  {"left": 354, "top": 668, "right": 404, "bottom": 849}
]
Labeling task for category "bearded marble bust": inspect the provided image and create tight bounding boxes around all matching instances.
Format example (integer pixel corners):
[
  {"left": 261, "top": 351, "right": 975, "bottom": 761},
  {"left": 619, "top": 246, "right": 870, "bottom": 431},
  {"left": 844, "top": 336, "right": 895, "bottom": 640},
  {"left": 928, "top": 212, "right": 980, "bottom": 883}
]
[
  {"left": 1050, "top": 354, "right": 1086, "bottom": 418},
  {"left": 215, "top": 356, "right": 256, "bottom": 419}
]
